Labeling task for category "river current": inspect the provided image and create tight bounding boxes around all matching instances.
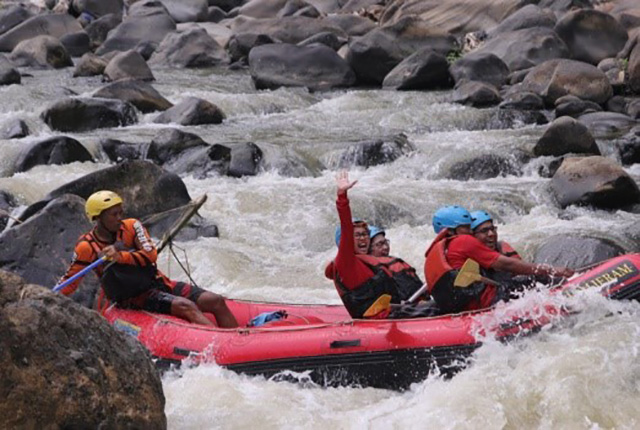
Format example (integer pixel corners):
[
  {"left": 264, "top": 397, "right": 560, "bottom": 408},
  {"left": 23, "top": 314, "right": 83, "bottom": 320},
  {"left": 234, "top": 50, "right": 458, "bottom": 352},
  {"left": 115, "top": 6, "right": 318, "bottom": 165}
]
[{"left": 1, "top": 65, "right": 639, "bottom": 429}]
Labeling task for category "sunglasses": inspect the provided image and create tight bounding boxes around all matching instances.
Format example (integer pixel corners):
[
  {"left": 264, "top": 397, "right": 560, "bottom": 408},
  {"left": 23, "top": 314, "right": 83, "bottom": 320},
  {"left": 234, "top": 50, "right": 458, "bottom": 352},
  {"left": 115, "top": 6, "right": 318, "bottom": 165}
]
[{"left": 475, "top": 225, "right": 497, "bottom": 235}]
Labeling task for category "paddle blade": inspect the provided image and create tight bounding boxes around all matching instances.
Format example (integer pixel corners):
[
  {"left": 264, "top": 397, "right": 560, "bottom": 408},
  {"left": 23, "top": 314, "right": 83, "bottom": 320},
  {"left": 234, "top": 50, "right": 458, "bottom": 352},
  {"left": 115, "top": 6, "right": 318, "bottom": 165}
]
[
  {"left": 362, "top": 294, "right": 392, "bottom": 317},
  {"left": 454, "top": 259, "right": 481, "bottom": 288}
]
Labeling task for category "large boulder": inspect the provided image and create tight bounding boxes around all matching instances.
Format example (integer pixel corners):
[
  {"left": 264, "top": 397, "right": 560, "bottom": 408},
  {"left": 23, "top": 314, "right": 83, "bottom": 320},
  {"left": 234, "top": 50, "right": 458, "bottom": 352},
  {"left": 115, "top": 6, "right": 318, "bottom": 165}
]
[
  {"left": 554, "top": 9, "right": 628, "bottom": 65},
  {"left": 0, "top": 13, "right": 82, "bottom": 52},
  {"left": 608, "top": 0, "right": 640, "bottom": 31},
  {"left": 551, "top": 156, "right": 640, "bottom": 209},
  {"left": 533, "top": 116, "right": 600, "bottom": 156},
  {"left": 0, "top": 195, "right": 96, "bottom": 294},
  {"left": 41, "top": 98, "right": 138, "bottom": 132},
  {"left": 73, "top": 52, "right": 109, "bottom": 77},
  {"left": 228, "top": 142, "right": 263, "bottom": 177},
  {"left": 380, "top": 0, "right": 522, "bottom": 35},
  {"left": 445, "top": 153, "right": 525, "bottom": 180},
  {"left": 452, "top": 80, "right": 501, "bottom": 107},
  {"left": 0, "top": 270, "right": 166, "bottom": 429},
  {"left": 236, "top": 0, "right": 288, "bottom": 18},
  {"left": 9, "top": 35, "right": 73, "bottom": 69},
  {"left": 93, "top": 79, "right": 173, "bottom": 113},
  {"left": 0, "top": 6, "right": 35, "bottom": 36},
  {"left": 0, "top": 118, "right": 29, "bottom": 139},
  {"left": 149, "top": 27, "right": 229, "bottom": 67},
  {"left": 72, "top": 0, "right": 124, "bottom": 19},
  {"left": 103, "top": 50, "right": 154, "bottom": 82},
  {"left": 159, "top": 0, "right": 209, "bottom": 23},
  {"left": 60, "top": 31, "right": 91, "bottom": 57},
  {"left": 227, "top": 33, "right": 276, "bottom": 64},
  {"left": 618, "top": 126, "right": 640, "bottom": 166},
  {"left": 0, "top": 54, "right": 20, "bottom": 85},
  {"left": 229, "top": 15, "right": 347, "bottom": 45},
  {"left": 533, "top": 235, "right": 626, "bottom": 268},
  {"left": 331, "top": 134, "right": 415, "bottom": 168},
  {"left": 347, "top": 16, "right": 457, "bottom": 85},
  {"left": 39, "top": 160, "right": 192, "bottom": 221},
  {"left": 84, "top": 13, "right": 122, "bottom": 50},
  {"left": 323, "top": 14, "right": 376, "bottom": 37},
  {"left": 554, "top": 94, "right": 602, "bottom": 118},
  {"left": 521, "top": 59, "right": 613, "bottom": 106},
  {"left": 152, "top": 97, "right": 225, "bottom": 126},
  {"left": 577, "top": 111, "right": 638, "bottom": 139},
  {"left": 147, "top": 128, "right": 208, "bottom": 165},
  {"left": 449, "top": 51, "right": 509, "bottom": 88},
  {"left": 15, "top": 136, "right": 94, "bottom": 173},
  {"left": 629, "top": 34, "right": 640, "bottom": 93},
  {"left": 248, "top": 43, "right": 356, "bottom": 91},
  {"left": 473, "top": 27, "right": 569, "bottom": 72},
  {"left": 95, "top": 7, "right": 176, "bottom": 55},
  {"left": 487, "top": 4, "right": 556, "bottom": 36},
  {"left": 382, "top": 48, "right": 452, "bottom": 90},
  {"left": 100, "top": 138, "right": 145, "bottom": 162}
]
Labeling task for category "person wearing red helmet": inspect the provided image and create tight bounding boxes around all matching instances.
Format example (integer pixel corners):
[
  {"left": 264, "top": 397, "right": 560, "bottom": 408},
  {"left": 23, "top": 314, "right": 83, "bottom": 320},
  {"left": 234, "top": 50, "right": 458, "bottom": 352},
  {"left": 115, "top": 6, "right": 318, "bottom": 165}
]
[{"left": 58, "top": 190, "right": 238, "bottom": 328}]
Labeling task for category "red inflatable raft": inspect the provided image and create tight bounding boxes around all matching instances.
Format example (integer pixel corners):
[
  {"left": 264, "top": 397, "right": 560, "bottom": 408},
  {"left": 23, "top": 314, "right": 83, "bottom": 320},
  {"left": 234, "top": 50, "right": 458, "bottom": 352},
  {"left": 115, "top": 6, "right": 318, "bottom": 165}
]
[{"left": 103, "top": 254, "right": 640, "bottom": 390}]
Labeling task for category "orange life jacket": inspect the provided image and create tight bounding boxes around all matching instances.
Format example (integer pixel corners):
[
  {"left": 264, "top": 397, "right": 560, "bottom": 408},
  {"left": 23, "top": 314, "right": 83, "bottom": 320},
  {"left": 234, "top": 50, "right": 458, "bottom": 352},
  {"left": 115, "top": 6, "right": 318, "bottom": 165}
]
[
  {"left": 333, "top": 254, "right": 422, "bottom": 318},
  {"left": 497, "top": 241, "right": 521, "bottom": 259},
  {"left": 423, "top": 231, "right": 488, "bottom": 313}
]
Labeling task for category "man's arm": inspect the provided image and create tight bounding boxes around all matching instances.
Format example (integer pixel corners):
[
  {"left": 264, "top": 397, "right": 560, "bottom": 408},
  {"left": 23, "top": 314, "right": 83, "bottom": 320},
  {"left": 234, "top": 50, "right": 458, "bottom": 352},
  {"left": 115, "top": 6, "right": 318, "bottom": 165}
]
[{"left": 491, "top": 255, "right": 574, "bottom": 278}]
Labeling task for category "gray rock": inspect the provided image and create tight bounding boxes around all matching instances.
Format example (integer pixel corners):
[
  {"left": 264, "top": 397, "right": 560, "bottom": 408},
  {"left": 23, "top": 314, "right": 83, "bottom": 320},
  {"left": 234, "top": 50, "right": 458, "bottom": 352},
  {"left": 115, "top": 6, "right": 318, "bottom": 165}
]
[
  {"left": 598, "top": 57, "right": 627, "bottom": 89},
  {"left": 0, "top": 269, "right": 166, "bottom": 428},
  {"left": 446, "top": 153, "right": 525, "bottom": 180},
  {"left": 521, "top": 59, "right": 612, "bottom": 106},
  {"left": 618, "top": 126, "right": 640, "bottom": 166},
  {"left": 237, "top": 0, "right": 288, "bottom": 18},
  {"left": 160, "top": 0, "right": 209, "bottom": 23},
  {"left": 142, "top": 201, "right": 218, "bottom": 242},
  {"left": 249, "top": 43, "right": 356, "bottom": 91},
  {"left": 334, "top": 134, "right": 415, "bottom": 168},
  {"left": 551, "top": 156, "right": 640, "bottom": 209},
  {"left": 452, "top": 80, "right": 501, "bottom": 107},
  {"left": 229, "top": 142, "right": 263, "bottom": 177},
  {"left": 150, "top": 27, "right": 229, "bottom": 67},
  {"left": 533, "top": 116, "right": 600, "bottom": 157},
  {"left": 577, "top": 111, "right": 638, "bottom": 139},
  {"left": 208, "top": 0, "right": 243, "bottom": 12},
  {"left": 488, "top": 4, "right": 556, "bottom": 36},
  {"left": 104, "top": 50, "right": 154, "bottom": 82},
  {"left": 630, "top": 34, "right": 640, "bottom": 93},
  {"left": 298, "top": 31, "right": 345, "bottom": 51},
  {"left": 0, "top": 190, "right": 17, "bottom": 231},
  {"left": 59, "top": 31, "right": 91, "bottom": 57},
  {"left": 95, "top": 8, "right": 176, "bottom": 55},
  {"left": 554, "top": 94, "right": 602, "bottom": 118},
  {"left": 533, "top": 235, "right": 625, "bottom": 268},
  {"left": 93, "top": 79, "right": 172, "bottom": 113},
  {"left": 347, "top": 16, "right": 457, "bottom": 85},
  {"left": 153, "top": 97, "right": 225, "bottom": 125},
  {"left": 499, "top": 91, "right": 544, "bottom": 110},
  {"left": 72, "top": 0, "right": 125, "bottom": 19},
  {"left": 0, "top": 118, "right": 28, "bottom": 139},
  {"left": 9, "top": 35, "right": 73, "bottom": 69},
  {"left": 41, "top": 97, "right": 138, "bottom": 132},
  {"left": 84, "top": 13, "right": 122, "bottom": 50},
  {"left": 227, "top": 33, "right": 276, "bottom": 64},
  {"left": 450, "top": 51, "right": 509, "bottom": 88},
  {"left": 15, "top": 136, "right": 94, "bottom": 173},
  {"left": 322, "top": 14, "right": 376, "bottom": 37},
  {"left": 383, "top": 48, "right": 452, "bottom": 90},
  {"left": 555, "top": 9, "right": 628, "bottom": 65},
  {"left": 0, "top": 54, "right": 20, "bottom": 85},
  {"left": 147, "top": 128, "right": 208, "bottom": 165},
  {"left": 0, "top": 6, "right": 34, "bottom": 36},
  {"left": 166, "top": 143, "right": 231, "bottom": 178},
  {"left": 474, "top": 27, "right": 569, "bottom": 72},
  {"left": 100, "top": 138, "right": 145, "bottom": 162},
  {"left": 73, "top": 52, "right": 108, "bottom": 77},
  {"left": 627, "top": 99, "right": 640, "bottom": 120},
  {"left": 231, "top": 15, "right": 347, "bottom": 45},
  {"left": 0, "top": 13, "right": 82, "bottom": 52},
  {"left": 207, "top": 6, "right": 227, "bottom": 22}
]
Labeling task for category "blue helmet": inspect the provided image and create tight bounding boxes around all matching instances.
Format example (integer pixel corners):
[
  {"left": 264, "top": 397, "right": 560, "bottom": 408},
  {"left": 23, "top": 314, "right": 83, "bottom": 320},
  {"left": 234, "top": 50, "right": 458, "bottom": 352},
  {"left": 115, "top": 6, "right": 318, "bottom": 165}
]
[
  {"left": 432, "top": 205, "right": 472, "bottom": 233},
  {"left": 470, "top": 210, "right": 493, "bottom": 230},
  {"left": 369, "top": 226, "right": 385, "bottom": 240},
  {"left": 334, "top": 218, "right": 367, "bottom": 247}
]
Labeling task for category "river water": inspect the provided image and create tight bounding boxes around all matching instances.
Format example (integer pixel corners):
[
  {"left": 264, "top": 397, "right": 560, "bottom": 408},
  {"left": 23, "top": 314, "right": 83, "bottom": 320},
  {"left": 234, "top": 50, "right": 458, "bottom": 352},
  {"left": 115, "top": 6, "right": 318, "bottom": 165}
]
[{"left": 1, "top": 65, "right": 639, "bottom": 428}]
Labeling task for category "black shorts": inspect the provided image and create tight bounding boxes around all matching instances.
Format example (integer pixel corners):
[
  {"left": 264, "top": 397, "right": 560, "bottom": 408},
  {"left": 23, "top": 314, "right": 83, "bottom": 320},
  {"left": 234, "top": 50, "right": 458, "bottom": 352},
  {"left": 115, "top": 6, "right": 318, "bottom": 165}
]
[{"left": 119, "top": 281, "right": 207, "bottom": 315}]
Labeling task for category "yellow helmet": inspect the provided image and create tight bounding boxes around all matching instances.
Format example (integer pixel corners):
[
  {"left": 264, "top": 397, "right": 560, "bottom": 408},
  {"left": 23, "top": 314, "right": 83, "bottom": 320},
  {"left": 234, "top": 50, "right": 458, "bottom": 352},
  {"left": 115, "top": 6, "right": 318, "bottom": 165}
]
[{"left": 85, "top": 190, "right": 123, "bottom": 220}]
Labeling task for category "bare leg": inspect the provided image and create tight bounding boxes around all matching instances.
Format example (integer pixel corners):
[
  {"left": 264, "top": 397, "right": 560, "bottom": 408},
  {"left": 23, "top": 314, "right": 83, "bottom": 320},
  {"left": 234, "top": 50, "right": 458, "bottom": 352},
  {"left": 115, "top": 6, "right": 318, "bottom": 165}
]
[
  {"left": 171, "top": 297, "right": 214, "bottom": 326},
  {"left": 196, "top": 292, "right": 238, "bottom": 328}
]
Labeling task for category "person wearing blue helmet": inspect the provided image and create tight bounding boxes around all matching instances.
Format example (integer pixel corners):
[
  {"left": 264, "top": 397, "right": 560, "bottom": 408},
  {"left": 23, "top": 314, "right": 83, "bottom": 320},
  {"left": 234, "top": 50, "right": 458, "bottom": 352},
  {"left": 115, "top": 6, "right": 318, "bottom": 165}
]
[
  {"left": 368, "top": 226, "right": 390, "bottom": 257},
  {"left": 470, "top": 210, "right": 520, "bottom": 259},
  {"left": 325, "top": 171, "right": 425, "bottom": 319},
  {"left": 424, "top": 206, "right": 575, "bottom": 314}
]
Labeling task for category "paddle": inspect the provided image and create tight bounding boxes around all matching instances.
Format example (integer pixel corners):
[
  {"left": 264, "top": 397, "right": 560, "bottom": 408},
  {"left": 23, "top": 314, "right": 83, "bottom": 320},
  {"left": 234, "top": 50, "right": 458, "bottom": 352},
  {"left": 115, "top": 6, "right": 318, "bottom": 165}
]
[
  {"left": 453, "top": 259, "right": 501, "bottom": 288},
  {"left": 52, "top": 256, "right": 108, "bottom": 293}
]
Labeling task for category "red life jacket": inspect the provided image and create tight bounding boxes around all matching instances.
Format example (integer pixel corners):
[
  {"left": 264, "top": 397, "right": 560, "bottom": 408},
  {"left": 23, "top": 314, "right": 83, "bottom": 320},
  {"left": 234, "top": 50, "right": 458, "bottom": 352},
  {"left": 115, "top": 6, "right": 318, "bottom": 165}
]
[
  {"left": 497, "top": 241, "right": 521, "bottom": 259},
  {"left": 333, "top": 254, "right": 422, "bottom": 318},
  {"left": 423, "top": 232, "right": 490, "bottom": 313}
]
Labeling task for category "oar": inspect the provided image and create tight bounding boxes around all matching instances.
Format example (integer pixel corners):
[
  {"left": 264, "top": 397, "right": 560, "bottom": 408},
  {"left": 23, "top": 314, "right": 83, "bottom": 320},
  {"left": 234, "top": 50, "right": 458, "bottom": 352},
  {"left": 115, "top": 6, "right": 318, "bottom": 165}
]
[
  {"left": 453, "top": 259, "right": 501, "bottom": 288},
  {"left": 52, "top": 256, "right": 108, "bottom": 293}
]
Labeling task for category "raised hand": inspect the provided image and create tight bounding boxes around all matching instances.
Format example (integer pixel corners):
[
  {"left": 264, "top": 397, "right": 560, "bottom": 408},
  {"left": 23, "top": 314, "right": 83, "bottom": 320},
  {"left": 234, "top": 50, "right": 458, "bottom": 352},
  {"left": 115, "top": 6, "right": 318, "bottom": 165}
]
[{"left": 335, "top": 170, "right": 357, "bottom": 196}]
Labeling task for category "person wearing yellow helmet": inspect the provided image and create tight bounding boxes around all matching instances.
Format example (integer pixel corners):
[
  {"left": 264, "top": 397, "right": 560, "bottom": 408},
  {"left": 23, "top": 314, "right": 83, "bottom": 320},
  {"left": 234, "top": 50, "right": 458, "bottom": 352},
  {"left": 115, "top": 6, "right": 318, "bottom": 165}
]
[{"left": 59, "top": 190, "right": 238, "bottom": 328}]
